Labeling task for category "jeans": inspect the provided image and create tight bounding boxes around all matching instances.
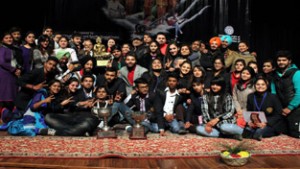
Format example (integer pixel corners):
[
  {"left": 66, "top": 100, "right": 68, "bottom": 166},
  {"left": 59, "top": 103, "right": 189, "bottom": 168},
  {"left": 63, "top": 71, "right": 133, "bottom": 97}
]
[
  {"left": 196, "top": 123, "right": 243, "bottom": 137},
  {"left": 141, "top": 120, "right": 159, "bottom": 133},
  {"left": 165, "top": 119, "right": 181, "bottom": 133},
  {"left": 109, "top": 102, "right": 135, "bottom": 125}
]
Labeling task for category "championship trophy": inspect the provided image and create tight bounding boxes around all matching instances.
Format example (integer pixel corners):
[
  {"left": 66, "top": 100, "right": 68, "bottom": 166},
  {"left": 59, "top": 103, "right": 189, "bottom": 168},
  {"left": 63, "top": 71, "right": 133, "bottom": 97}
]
[
  {"left": 129, "top": 111, "right": 147, "bottom": 140},
  {"left": 92, "top": 104, "right": 117, "bottom": 139}
]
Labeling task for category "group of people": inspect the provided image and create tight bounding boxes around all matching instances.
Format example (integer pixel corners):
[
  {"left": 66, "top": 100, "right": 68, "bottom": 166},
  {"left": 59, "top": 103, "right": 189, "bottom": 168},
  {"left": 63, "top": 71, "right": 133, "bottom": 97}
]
[{"left": 0, "top": 26, "right": 299, "bottom": 142}]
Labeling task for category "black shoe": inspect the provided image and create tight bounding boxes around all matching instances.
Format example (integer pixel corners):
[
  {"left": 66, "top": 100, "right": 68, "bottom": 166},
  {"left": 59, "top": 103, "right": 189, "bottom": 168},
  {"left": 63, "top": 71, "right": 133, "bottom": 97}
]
[
  {"left": 112, "top": 124, "right": 128, "bottom": 130},
  {"left": 242, "top": 129, "right": 254, "bottom": 139},
  {"left": 253, "top": 135, "right": 262, "bottom": 141},
  {"left": 39, "top": 128, "right": 48, "bottom": 135},
  {"left": 233, "top": 134, "right": 243, "bottom": 141},
  {"left": 178, "top": 129, "right": 188, "bottom": 135},
  {"left": 39, "top": 128, "right": 56, "bottom": 136}
]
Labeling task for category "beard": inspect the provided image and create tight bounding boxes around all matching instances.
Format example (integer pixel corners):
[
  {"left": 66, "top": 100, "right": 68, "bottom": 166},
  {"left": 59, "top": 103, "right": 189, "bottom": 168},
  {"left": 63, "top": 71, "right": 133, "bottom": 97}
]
[{"left": 59, "top": 63, "right": 68, "bottom": 72}]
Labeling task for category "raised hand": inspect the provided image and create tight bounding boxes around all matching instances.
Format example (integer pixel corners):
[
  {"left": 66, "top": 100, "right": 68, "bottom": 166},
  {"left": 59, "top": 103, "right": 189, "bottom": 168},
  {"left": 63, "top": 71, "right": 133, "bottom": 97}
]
[
  {"left": 114, "top": 91, "right": 123, "bottom": 102},
  {"left": 44, "top": 95, "right": 55, "bottom": 103},
  {"left": 60, "top": 96, "right": 74, "bottom": 106},
  {"left": 33, "top": 81, "right": 47, "bottom": 91}
]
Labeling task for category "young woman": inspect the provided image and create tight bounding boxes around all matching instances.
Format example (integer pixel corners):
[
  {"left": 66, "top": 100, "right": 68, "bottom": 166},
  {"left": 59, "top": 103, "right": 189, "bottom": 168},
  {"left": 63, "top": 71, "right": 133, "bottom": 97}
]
[
  {"left": 164, "top": 42, "right": 180, "bottom": 72},
  {"left": 141, "top": 58, "right": 167, "bottom": 93},
  {"left": 174, "top": 44, "right": 192, "bottom": 68},
  {"left": 33, "top": 35, "right": 54, "bottom": 69},
  {"left": 20, "top": 31, "right": 36, "bottom": 73},
  {"left": 244, "top": 77, "right": 286, "bottom": 140},
  {"left": 106, "top": 38, "right": 116, "bottom": 53},
  {"left": 230, "top": 59, "right": 246, "bottom": 92},
  {"left": 196, "top": 76, "right": 243, "bottom": 140},
  {"left": 192, "top": 65, "right": 206, "bottom": 79},
  {"left": 0, "top": 33, "right": 22, "bottom": 113},
  {"left": 232, "top": 67, "right": 256, "bottom": 128},
  {"left": 206, "top": 57, "right": 230, "bottom": 93},
  {"left": 177, "top": 61, "right": 193, "bottom": 96},
  {"left": 260, "top": 59, "right": 276, "bottom": 91},
  {"left": 4, "top": 80, "right": 61, "bottom": 136},
  {"left": 248, "top": 61, "right": 259, "bottom": 74},
  {"left": 139, "top": 41, "right": 163, "bottom": 69}
]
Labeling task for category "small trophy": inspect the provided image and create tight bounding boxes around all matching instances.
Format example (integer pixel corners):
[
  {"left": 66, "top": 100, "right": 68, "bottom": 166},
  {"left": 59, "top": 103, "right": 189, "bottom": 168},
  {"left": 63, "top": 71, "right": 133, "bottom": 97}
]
[
  {"left": 92, "top": 102, "right": 117, "bottom": 139},
  {"left": 129, "top": 111, "right": 147, "bottom": 140}
]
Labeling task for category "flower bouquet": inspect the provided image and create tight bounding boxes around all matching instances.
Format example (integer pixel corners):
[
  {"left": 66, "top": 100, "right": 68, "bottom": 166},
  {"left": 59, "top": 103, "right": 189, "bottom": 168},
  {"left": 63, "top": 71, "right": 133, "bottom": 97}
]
[{"left": 219, "top": 141, "right": 252, "bottom": 166}]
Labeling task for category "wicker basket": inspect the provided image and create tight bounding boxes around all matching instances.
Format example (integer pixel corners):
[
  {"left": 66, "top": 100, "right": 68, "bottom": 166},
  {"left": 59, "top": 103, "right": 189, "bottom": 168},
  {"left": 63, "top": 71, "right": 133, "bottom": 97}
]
[{"left": 220, "top": 152, "right": 251, "bottom": 166}]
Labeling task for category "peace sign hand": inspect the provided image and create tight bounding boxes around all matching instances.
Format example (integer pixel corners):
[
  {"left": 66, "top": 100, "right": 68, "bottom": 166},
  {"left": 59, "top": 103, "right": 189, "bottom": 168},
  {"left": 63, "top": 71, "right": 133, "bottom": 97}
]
[{"left": 61, "top": 96, "right": 74, "bottom": 106}]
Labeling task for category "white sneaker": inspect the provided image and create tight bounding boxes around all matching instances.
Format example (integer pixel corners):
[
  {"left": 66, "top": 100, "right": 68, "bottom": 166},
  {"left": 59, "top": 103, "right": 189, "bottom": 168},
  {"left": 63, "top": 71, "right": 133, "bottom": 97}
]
[
  {"left": 98, "top": 121, "right": 104, "bottom": 129},
  {"left": 125, "top": 125, "right": 132, "bottom": 132},
  {"left": 47, "top": 128, "right": 56, "bottom": 136}
]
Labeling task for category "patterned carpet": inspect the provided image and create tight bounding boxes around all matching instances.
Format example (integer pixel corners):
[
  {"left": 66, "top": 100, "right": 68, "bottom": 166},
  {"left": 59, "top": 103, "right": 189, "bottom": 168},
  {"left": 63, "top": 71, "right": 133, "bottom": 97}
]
[{"left": 0, "top": 131, "right": 299, "bottom": 159}]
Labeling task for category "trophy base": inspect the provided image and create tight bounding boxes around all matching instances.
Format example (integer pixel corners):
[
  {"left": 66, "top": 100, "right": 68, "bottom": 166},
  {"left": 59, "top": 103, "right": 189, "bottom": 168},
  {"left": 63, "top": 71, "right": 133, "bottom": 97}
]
[
  {"left": 97, "top": 130, "right": 117, "bottom": 139},
  {"left": 129, "top": 127, "right": 147, "bottom": 140}
]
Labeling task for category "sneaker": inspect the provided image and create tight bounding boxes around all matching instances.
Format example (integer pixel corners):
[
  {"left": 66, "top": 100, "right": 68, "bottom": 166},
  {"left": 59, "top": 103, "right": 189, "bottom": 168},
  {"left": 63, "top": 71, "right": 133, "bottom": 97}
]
[
  {"left": 98, "top": 121, "right": 104, "bottom": 129},
  {"left": 47, "top": 128, "right": 56, "bottom": 136},
  {"left": 233, "top": 134, "right": 243, "bottom": 141},
  {"left": 253, "top": 134, "right": 262, "bottom": 141},
  {"left": 125, "top": 125, "right": 132, "bottom": 132},
  {"left": 84, "top": 132, "right": 90, "bottom": 137}
]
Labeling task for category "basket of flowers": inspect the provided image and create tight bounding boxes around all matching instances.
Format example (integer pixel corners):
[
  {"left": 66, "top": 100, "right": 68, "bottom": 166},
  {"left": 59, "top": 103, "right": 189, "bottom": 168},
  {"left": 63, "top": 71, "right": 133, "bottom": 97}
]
[{"left": 219, "top": 141, "right": 252, "bottom": 166}]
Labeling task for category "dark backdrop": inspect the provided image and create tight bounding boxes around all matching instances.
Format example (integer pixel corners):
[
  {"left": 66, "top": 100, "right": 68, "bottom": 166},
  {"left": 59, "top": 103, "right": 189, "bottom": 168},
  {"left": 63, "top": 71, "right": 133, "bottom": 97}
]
[{"left": 1, "top": 0, "right": 299, "bottom": 67}]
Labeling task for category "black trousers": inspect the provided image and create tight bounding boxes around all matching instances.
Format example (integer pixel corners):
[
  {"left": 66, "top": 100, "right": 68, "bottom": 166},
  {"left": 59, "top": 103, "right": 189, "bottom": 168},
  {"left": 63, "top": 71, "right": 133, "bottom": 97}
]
[
  {"left": 286, "top": 107, "right": 300, "bottom": 138},
  {"left": 45, "top": 112, "right": 100, "bottom": 136}
]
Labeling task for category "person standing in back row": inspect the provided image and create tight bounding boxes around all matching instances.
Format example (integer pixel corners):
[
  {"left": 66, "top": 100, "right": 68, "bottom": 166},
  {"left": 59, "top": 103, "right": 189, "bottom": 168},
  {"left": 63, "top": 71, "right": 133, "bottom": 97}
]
[{"left": 271, "top": 50, "right": 300, "bottom": 138}]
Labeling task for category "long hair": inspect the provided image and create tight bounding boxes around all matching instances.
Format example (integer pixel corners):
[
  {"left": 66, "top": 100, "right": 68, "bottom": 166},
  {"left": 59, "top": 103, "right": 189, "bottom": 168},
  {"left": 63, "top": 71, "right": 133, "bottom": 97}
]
[
  {"left": 236, "top": 66, "right": 256, "bottom": 91},
  {"left": 208, "top": 76, "right": 228, "bottom": 114}
]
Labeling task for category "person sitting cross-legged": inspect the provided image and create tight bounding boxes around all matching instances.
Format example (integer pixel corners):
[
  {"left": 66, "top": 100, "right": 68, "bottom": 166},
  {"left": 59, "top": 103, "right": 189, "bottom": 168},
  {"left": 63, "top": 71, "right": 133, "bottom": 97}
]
[
  {"left": 196, "top": 76, "right": 244, "bottom": 140},
  {"left": 125, "top": 78, "right": 162, "bottom": 134}
]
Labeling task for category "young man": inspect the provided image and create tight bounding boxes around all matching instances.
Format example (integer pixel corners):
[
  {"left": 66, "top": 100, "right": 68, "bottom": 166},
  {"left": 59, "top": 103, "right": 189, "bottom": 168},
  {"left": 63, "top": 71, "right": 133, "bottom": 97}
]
[
  {"left": 15, "top": 57, "right": 59, "bottom": 112},
  {"left": 119, "top": 52, "right": 148, "bottom": 96},
  {"left": 185, "top": 78, "right": 205, "bottom": 133},
  {"left": 71, "top": 74, "right": 95, "bottom": 113},
  {"left": 156, "top": 73, "right": 187, "bottom": 136},
  {"left": 96, "top": 67, "right": 126, "bottom": 101},
  {"left": 126, "top": 78, "right": 162, "bottom": 133},
  {"left": 271, "top": 50, "right": 300, "bottom": 138},
  {"left": 9, "top": 27, "right": 23, "bottom": 46},
  {"left": 155, "top": 32, "right": 168, "bottom": 56},
  {"left": 96, "top": 67, "right": 128, "bottom": 126}
]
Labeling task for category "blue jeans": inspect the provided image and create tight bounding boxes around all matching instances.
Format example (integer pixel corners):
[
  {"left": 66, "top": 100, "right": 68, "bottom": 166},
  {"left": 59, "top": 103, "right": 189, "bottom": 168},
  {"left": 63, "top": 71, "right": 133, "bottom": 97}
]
[
  {"left": 196, "top": 123, "right": 243, "bottom": 137},
  {"left": 141, "top": 120, "right": 159, "bottom": 133},
  {"left": 165, "top": 119, "right": 181, "bottom": 133},
  {"left": 109, "top": 102, "right": 135, "bottom": 125}
]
